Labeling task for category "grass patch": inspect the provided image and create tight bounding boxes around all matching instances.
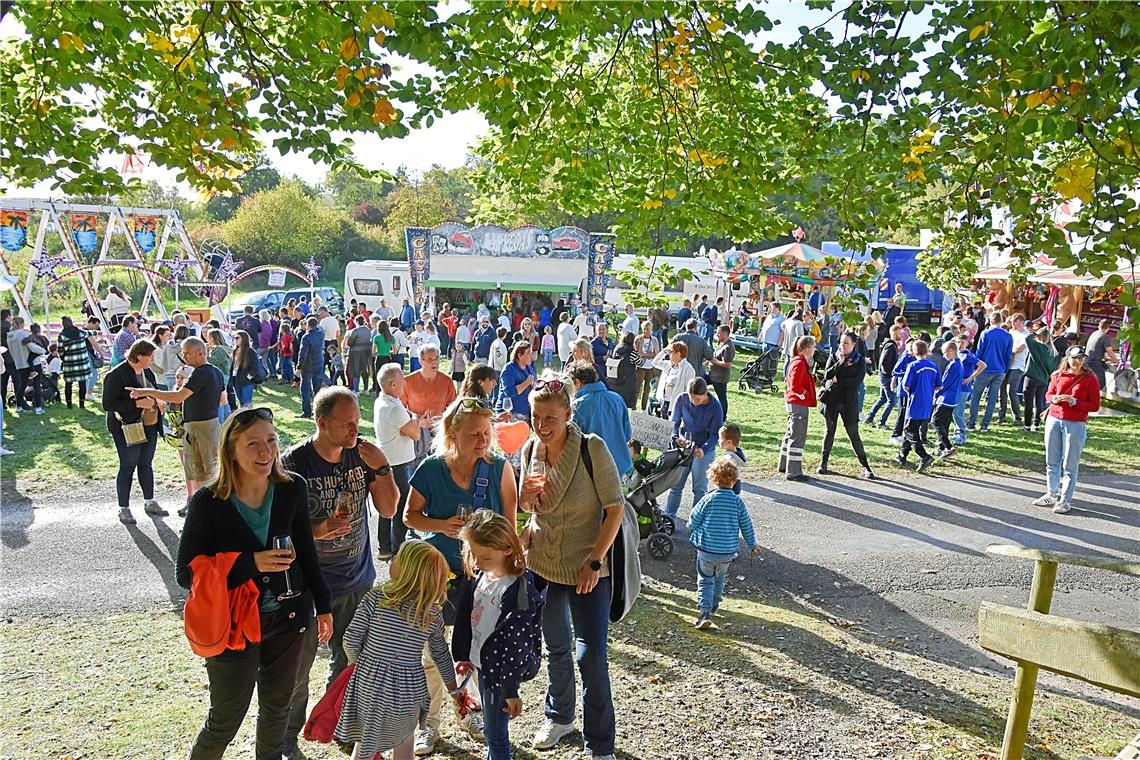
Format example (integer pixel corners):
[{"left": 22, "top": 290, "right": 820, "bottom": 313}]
[
  {"left": 1, "top": 580, "right": 1135, "bottom": 760},
  {"left": 3, "top": 352, "right": 1138, "bottom": 491}
]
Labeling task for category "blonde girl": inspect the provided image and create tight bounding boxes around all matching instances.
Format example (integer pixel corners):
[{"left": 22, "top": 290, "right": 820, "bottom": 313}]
[{"left": 336, "top": 540, "right": 463, "bottom": 760}]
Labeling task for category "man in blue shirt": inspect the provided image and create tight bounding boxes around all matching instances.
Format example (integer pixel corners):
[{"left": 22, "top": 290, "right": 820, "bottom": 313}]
[
  {"left": 676, "top": 299, "right": 693, "bottom": 334},
  {"left": 567, "top": 360, "right": 633, "bottom": 475},
  {"left": 472, "top": 316, "right": 496, "bottom": 362},
  {"left": 399, "top": 297, "right": 416, "bottom": 332},
  {"left": 296, "top": 317, "right": 326, "bottom": 419},
  {"left": 899, "top": 341, "right": 940, "bottom": 473},
  {"left": 933, "top": 341, "right": 963, "bottom": 457},
  {"left": 968, "top": 312, "right": 1012, "bottom": 431},
  {"left": 664, "top": 377, "right": 724, "bottom": 519},
  {"left": 760, "top": 303, "right": 786, "bottom": 352},
  {"left": 591, "top": 322, "right": 615, "bottom": 379},
  {"left": 700, "top": 296, "right": 721, "bottom": 347},
  {"left": 953, "top": 335, "right": 986, "bottom": 446}
]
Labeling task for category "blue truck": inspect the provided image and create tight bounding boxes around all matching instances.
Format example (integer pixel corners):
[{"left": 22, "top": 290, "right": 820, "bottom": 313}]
[{"left": 821, "top": 241, "right": 949, "bottom": 326}]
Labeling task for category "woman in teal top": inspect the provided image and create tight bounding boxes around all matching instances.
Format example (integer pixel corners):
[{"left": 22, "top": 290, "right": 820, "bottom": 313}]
[{"left": 405, "top": 397, "right": 518, "bottom": 575}]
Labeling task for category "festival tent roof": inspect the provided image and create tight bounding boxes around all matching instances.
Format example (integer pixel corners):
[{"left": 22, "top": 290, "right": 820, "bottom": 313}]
[{"left": 974, "top": 259, "right": 1139, "bottom": 288}]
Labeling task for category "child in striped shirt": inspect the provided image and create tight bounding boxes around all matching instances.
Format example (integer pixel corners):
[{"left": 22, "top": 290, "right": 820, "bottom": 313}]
[{"left": 686, "top": 456, "right": 761, "bottom": 630}]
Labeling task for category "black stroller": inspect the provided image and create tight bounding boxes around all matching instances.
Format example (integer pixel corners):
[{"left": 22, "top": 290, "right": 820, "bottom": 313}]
[
  {"left": 626, "top": 443, "right": 695, "bottom": 560},
  {"left": 7, "top": 370, "right": 60, "bottom": 408},
  {"left": 738, "top": 346, "right": 781, "bottom": 394}
]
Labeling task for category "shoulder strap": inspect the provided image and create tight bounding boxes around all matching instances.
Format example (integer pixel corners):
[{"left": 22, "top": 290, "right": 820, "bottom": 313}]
[
  {"left": 472, "top": 459, "right": 493, "bottom": 510},
  {"left": 579, "top": 434, "right": 593, "bottom": 479}
]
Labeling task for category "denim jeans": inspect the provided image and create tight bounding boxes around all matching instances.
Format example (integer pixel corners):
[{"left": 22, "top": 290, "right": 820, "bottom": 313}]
[
  {"left": 299, "top": 373, "right": 320, "bottom": 416},
  {"left": 969, "top": 372, "right": 1004, "bottom": 429},
  {"left": 283, "top": 588, "right": 368, "bottom": 748},
  {"left": 109, "top": 421, "right": 158, "bottom": 508},
  {"left": 234, "top": 382, "right": 254, "bottom": 407},
  {"left": 1044, "top": 416, "right": 1087, "bottom": 503},
  {"left": 541, "top": 575, "right": 615, "bottom": 756},
  {"left": 87, "top": 364, "right": 100, "bottom": 394},
  {"left": 700, "top": 322, "right": 715, "bottom": 347},
  {"left": 1024, "top": 377, "right": 1047, "bottom": 428},
  {"left": 865, "top": 378, "right": 897, "bottom": 424},
  {"left": 953, "top": 393, "right": 969, "bottom": 444},
  {"left": 696, "top": 550, "right": 735, "bottom": 615},
  {"left": 709, "top": 380, "right": 728, "bottom": 423},
  {"left": 217, "top": 403, "right": 231, "bottom": 425},
  {"left": 377, "top": 462, "right": 411, "bottom": 555},
  {"left": 479, "top": 677, "right": 512, "bottom": 760},
  {"left": 1000, "top": 368, "right": 1024, "bottom": 422},
  {"left": 665, "top": 448, "right": 714, "bottom": 518},
  {"left": 279, "top": 356, "right": 294, "bottom": 382}
]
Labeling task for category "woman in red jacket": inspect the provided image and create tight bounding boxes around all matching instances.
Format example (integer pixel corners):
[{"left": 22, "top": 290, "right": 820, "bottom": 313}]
[
  {"left": 1033, "top": 346, "right": 1101, "bottom": 514},
  {"left": 779, "top": 335, "right": 817, "bottom": 481}
]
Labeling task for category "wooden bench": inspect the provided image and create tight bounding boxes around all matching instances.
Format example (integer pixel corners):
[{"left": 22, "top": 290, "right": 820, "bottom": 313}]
[{"left": 979, "top": 544, "right": 1140, "bottom": 760}]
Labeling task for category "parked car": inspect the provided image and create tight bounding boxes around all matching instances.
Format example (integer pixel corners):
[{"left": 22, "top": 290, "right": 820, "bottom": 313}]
[
  {"left": 282, "top": 286, "right": 344, "bottom": 315},
  {"left": 226, "top": 289, "right": 285, "bottom": 322}
]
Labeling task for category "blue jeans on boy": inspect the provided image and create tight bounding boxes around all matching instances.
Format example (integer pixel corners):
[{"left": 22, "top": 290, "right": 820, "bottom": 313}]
[
  {"left": 969, "top": 372, "right": 1004, "bottom": 429},
  {"left": 953, "top": 393, "right": 969, "bottom": 444},
  {"left": 87, "top": 364, "right": 100, "bottom": 395},
  {"left": 865, "top": 380, "right": 896, "bottom": 425},
  {"left": 279, "top": 356, "right": 294, "bottom": 382},
  {"left": 665, "top": 449, "right": 714, "bottom": 518},
  {"left": 479, "top": 677, "right": 512, "bottom": 760},
  {"left": 1045, "top": 416, "right": 1087, "bottom": 503},
  {"left": 541, "top": 576, "right": 615, "bottom": 757},
  {"left": 234, "top": 382, "right": 254, "bottom": 407},
  {"left": 696, "top": 549, "right": 735, "bottom": 615},
  {"left": 299, "top": 372, "right": 321, "bottom": 417}
]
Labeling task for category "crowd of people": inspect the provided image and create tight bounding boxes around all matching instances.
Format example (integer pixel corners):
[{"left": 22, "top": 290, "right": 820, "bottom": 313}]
[{"left": 0, "top": 279, "right": 1127, "bottom": 759}]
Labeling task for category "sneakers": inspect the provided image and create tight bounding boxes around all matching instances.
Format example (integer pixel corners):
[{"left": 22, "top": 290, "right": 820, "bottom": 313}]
[
  {"left": 33, "top": 406, "right": 44, "bottom": 415},
  {"left": 785, "top": 474, "right": 810, "bottom": 482},
  {"left": 531, "top": 719, "right": 577, "bottom": 750},
  {"left": 1032, "top": 493, "right": 1058, "bottom": 508},
  {"left": 889, "top": 436, "right": 904, "bottom": 445},
  {"left": 861, "top": 466, "right": 876, "bottom": 480},
  {"left": 1052, "top": 500, "right": 1072, "bottom": 514},
  {"left": 0, "top": 446, "right": 13, "bottom": 456},
  {"left": 143, "top": 499, "right": 168, "bottom": 516},
  {"left": 916, "top": 455, "right": 936, "bottom": 473},
  {"left": 414, "top": 728, "right": 440, "bottom": 756},
  {"left": 815, "top": 464, "right": 831, "bottom": 475},
  {"left": 178, "top": 504, "right": 190, "bottom": 517},
  {"left": 695, "top": 613, "right": 712, "bottom": 630},
  {"left": 118, "top": 507, "right": 136, "bottom": 525},
  {"left": 938, "top": 447, "right": 957, "bottom": 459},
  {"left": 1022, "top": 425, "right": 1032, "bottom": 432},
  {"left": 459, "top": 712, "right": 485, "bottom": 742},
  {"left": 895, "top": 454, "right": 908, "bottom": 467},
  {"left": 711, "top": 603, "right": 720, "bottom": 616},
  {"left": 1030, "top": 424, "right": 1039, "bottom": 432}
]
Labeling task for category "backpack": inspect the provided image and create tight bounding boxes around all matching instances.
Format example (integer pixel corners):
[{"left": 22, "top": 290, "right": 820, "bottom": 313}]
[
  {"left": 246, "top": 353, "right": 268, "bottom": 385},
  {"left": 577, "top": 435, "right": 642, "bottom": 623}
]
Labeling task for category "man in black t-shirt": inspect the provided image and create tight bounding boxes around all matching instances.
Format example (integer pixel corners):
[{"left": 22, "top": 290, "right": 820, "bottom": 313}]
[
  {"left": 281, "top": 385, "right": 399, "bottom": 758},
  {"left": 235, "top": 305, "right": 260, "bottom": 342},
  {"left": 131, "top": 336, "right": 224, "bottom": 514}
]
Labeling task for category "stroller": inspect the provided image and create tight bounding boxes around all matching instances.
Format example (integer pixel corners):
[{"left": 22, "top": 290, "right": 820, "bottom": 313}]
[
  {"left": 626, "top": 443, "right": 695, "bottom": 560},
  {"left": 7, "top": 370, "right": 60, "bottom": 408},
  {"left": 738, "top": 346, "right": 781, "bottom": 394}
]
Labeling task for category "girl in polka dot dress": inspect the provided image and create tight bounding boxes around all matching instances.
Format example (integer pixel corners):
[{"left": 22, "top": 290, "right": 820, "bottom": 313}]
[{"left": 452, "top": 510, "right": 547, "bottom": 760}]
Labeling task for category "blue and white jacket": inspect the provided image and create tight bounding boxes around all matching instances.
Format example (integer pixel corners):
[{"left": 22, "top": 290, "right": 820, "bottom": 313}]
[{"left": 687, "top": 488, "right": 758, "bottom": 557}]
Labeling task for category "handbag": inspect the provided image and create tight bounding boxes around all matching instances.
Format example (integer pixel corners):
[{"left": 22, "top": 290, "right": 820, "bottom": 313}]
[
  {"left": 118, "top": 414, "right": 148, "bottom": 446},
  {"left": 303, "top": 663, "right": 355, "bottom": 743}
]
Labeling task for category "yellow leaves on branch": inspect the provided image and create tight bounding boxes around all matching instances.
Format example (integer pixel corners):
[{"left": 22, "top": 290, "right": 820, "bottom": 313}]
[
  {"left": 903, "top": 125, "right": 937, "bottom": 182},
  {"left": 147, "top": 27, "right": 197, "bottom": 72},
  {"left": 687, "top": 149, "right": 725, "bottom": 169},
  {"left": 705, "top": 16, "right": 726, "bottom": 35},
  {"left": 494, "top": 75, "right": 514, "bottom": 90},
  {"left": 1053, "top": 158, "right": 1095, "bottom": 203},
  {"left": 850, "top": 69, "right": 871, "bottom": 84},
  {"left": 641, "top": 198, "right": 664, "bottom": 210},
  {"left": 340, "top": 36, "right": 360, "bottom": 61},
  {"left": 147, "top": 32, "right": 174, "bottom": 53},
  {"left": 336, "top": 66, "right": 352, "bottom": 90},
  {"left": 905, "top": 167, "right": 927, "bottom": 183},
  {"left": 516, "top": 0, "right": 564, "bottom": 14},
  {"left": 969, "top": 21, "right": 991, "bottom": 41},
  {"left": 372, "top": 98, "right": 397, "bottom": 125},
  {"left": 1026, "top": 90, "right": 1062, "bottom": 109},
  {"left": 663, "top": 188, "right": 678, "bottom": 200},
  {"left": 361, "top": 5, "right": 396, "bottom": 31},
  {"left": 345, "top": 91, "right": 361, "bottom": 109},
  {"left": 57, "top": 31, "right": 85, "bottom": 51}
]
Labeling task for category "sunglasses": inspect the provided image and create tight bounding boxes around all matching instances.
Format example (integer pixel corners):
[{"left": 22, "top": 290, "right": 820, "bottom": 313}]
[
  {"left": 456, "top": 396, "right": 492, "bottom": 411},
  {"left": 532, "top": 379, "right": 567, "bottom": 392},
  {"left": 233, "top": 406, "right": 274, "bottom": 425}
]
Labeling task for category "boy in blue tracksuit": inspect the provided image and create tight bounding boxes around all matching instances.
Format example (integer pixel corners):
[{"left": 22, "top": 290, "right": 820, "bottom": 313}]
[
  {"left": 889, "top": 338, "right": 917, "bottom": 442},
  {"left": 953, "top": 337, "right": 986, "bottom": 446},
  {"left": 687, "top": 455, "right": 760, "bottom": 630},
  {"left": 968, "top": 314, "right": 1013, "bottom": 431},
  {"left": 899, "top": 340, "right": 940, "bottom": 473},
  {"left": 934, "top": 341, "right": 963, "bottom": 457}
]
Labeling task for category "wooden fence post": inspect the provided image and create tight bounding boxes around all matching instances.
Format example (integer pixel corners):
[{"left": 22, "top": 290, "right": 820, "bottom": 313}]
[{"left": 1000, "top": 559, "right": 1058, "bottom": 760}]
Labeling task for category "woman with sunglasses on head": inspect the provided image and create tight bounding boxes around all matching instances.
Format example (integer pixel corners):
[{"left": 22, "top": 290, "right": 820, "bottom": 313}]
[
  {"left": 1034, "top": 346, "right": 1101, "bottom": 515},
  {"left": 520, "top": 375, "right": 625, "bottom": 760},
  {"left": 176, "top": 406, "right": 333, "bottom": 760},
  {"left": 403, "top": 396, "right": 519, "bottom": 753}
]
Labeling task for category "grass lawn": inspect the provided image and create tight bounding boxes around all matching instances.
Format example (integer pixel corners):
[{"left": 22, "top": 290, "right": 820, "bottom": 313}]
[{"left": 2, "top": 351, "right": 1137, "bottom": 493}]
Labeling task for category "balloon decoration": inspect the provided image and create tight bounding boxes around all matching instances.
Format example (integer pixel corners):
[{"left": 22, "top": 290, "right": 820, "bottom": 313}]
[
  {"left": 0, "top": 210, "right": 28, "bottom": 252},
  {"left": 70, "top": 213, "right": 99, "bottom": 257}
]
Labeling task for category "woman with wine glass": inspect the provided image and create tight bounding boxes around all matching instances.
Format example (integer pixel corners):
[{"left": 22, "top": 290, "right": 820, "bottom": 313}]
[
  {"left": 520, "top": 375, "right": 626, "bottom": 759},
  {"left": 498, "top": 341, "right": 537, "bottom": 422},
  {"left": 176, "top": 407, "right": 333, "bottom": 760},
  {"left": 402, "top": 396, "right": 518, "bottom": 753}
]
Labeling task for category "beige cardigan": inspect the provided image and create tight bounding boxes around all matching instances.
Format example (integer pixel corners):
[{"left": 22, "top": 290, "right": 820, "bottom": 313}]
[{"left": 524, "top": 424, "right": 625, "bottom": 586}]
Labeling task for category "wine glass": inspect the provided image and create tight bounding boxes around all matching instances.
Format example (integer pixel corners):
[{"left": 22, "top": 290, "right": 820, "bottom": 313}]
[
  {"left": 272, "top": 535, "right": 301, "bottom": 601},
  {"left": 456, "top": 502, "right": 473, "bottom": 523},
  {"left": 501, "top": 396, "right": 513, "bottom": 417}
]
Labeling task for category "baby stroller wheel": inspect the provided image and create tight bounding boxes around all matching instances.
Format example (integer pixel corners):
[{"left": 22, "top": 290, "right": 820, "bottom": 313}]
[
  {"left": 657, "top": 514, "right": 675, "bottom": 535},
  {"left": 647, "top": 533, "right": 673, "bottom": 560}
]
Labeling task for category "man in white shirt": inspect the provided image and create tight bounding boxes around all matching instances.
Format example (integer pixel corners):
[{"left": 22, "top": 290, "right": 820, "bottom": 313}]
[
  {"left": 318, "top": 306, "right": 341, "bottom": 344},
  {"left": 556, "top": 312, "right": 577, "bottom": 366},
  {"left": 497, "top": 312, "right": 512, "bottom": 333},
  {"left": 476, "top": 302, "right": 491, "bottom": 322},
  {"left": 620, "top": 304, "right": 640, "bottom": 337},
  {"left": 455, "top": 319, "right": 472, "bottom": 355},
  {"left": 759, "top": 303, "right": 785, "bottom": 352},
  {"left": 373, "top": 363, "right": 419, "bottom": 558},
  {"left": 573, "top": 304, "right": 595, "bottom": 338},
  {"left": 1000, "top": 313, "right": 1031, "bottom": 424}
]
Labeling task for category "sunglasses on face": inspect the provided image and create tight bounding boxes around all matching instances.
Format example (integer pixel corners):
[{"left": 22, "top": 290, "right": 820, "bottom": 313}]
[
  {"left": 233, "top": 406, "right": 274, "bottom": 425},
  {"left": 532, "top": 379, "right": 566, "bottom": 392}
]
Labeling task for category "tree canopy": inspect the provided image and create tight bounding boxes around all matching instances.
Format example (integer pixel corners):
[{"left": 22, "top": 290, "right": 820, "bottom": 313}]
[{"left": 3, "top": 1, "right": 1137, "bottom": 332}]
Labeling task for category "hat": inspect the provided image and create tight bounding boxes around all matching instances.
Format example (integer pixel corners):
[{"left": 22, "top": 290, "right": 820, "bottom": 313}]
[
  {"left": 685, "top": 318, "right": 699, "bottom": 331},
  {"left": 1064, "top": 331, "right": 1079, "bottom": 341},
  {"left": 1065, "top": 345, "right": 1086, "bottom": 358}
]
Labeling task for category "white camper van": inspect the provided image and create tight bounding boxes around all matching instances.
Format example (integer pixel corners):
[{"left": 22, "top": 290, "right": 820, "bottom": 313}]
[{"left": 344, "top": 260, "right": 415, "bottom": 311}]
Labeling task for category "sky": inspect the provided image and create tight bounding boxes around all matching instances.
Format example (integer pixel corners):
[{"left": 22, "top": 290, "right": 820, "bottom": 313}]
[{"left": 1, "top": 2, "right": 930, "bottom": 199}]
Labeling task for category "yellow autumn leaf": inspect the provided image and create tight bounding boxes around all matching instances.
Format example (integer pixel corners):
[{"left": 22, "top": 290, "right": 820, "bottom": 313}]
[
  {"left": 220, "top": 136, "right": 238, "bottom": 150},
  {"left": 57, "top": 32, "right": 85, "bottom": 51},
  {"left": 146, "top": 32, "right": 175, "bottom": 54},
  {"left": 372, "top": 98, "right": 397, "bottom": 125},
  {"left": 355, "top": 68, "right": 368, "bottom": 81},
  {"left": 969, "top": 22, "right": 991, "bottom": 41},
  {"left": 1053, "top": 158, "right": 1095, "bottom": 203},
  {"left": 335, "top": 66, "right": 351, "bottom": 90},
  {"left": 1067, "top": 81, "right": 1084, "bottom": 97},
  {"left": 663, "top": 188, "right": 678, "bottom": 200},
  {"left": 375, "top": 31, "right": 387, "bottom": 46},
  {"left": 569, "top": 158, "right": 582, "bottom": 168},
  {"left": 340, "top": 36, "right": 360, "bottom": 62},
  {"left": 905, "top": 167, "right": 927, "bottom": 183},
  {"left": 706, "top": 16, "right": 726, "bottom": 34},
  {"left": 493, "top": 75, "right": 514, "bottom": 90},
  {"left": 851, "top": 69, "right": 871, "bottom": 83},
  {"left": 641, "top": 198, "right": 664, "bottom": 210},
  {"left": 1026, "top": 90, "right": 1052, "bottom": 109},
  {"left": 910, "top": 142, "right": 934, "bottom": 156},
  {"left": 345, "top": 91, "right": 361, "bottom": 109}
]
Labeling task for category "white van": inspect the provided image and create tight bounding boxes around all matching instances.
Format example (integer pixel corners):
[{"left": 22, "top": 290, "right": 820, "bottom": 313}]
[
  {"left": 344, "top": 260, "right": 415, "bottom": 311},
  {"left": 603, "top": 254, "right": 728, "bottom": 314}
]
